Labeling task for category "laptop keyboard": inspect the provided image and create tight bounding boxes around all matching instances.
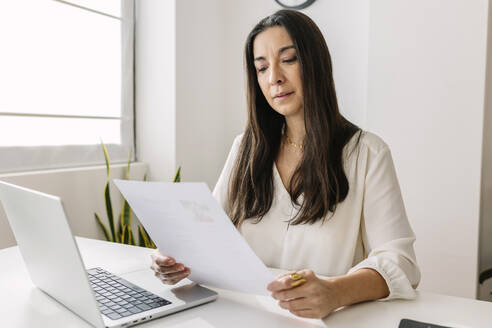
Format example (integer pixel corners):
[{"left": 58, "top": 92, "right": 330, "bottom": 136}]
[{"left": 87, "top": 267, "right": 172, "bottom": 320}]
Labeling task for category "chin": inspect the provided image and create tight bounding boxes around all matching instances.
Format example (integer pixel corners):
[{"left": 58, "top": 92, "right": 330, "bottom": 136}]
[{"left": 272, "top": 105, "right": 302, "bottom": 118}]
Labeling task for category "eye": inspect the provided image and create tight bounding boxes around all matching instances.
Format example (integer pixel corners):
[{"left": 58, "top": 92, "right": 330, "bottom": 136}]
[
  {"left": 283, "top": 56, "right": 297, "bottom": 63},
  {"left": 257, "top": 66, "right": 268, "bottom": 73}
]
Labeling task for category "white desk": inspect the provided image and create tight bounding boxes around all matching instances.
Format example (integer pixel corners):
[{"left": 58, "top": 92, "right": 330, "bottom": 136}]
[{"left": 1, "top": 237, "right": 491, "bottom": 328}]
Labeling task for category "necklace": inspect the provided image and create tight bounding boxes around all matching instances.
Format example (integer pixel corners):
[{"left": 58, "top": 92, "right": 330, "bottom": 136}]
[{"left": 284, "top": 134, "right": 304, "bottom": 150}]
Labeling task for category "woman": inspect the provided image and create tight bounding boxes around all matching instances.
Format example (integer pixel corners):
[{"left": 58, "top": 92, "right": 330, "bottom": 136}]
[{"left": 151, "top": 10, "right": 420, "bottom": 319}]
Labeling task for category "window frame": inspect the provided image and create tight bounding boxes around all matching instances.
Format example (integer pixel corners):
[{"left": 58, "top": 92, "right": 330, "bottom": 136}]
[{"left": 0, "top": 0, "right": 135, "bottom": 173}]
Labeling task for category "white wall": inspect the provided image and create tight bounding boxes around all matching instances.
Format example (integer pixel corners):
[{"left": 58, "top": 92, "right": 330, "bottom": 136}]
[
  {"left": 303, "top": 1, "right": 369, "bottom": 129},
  {"left": 136, "top": 0, "right": 235, "bottom": 189},
  {"left": 479, "top": 0, "right": 492, "bottom": 295},
  {"left": 135, "top": 0, "right": 177, "bottom": 183},
  {"left": 0, "top": 163, "right": 147, "bottom": 249},
  {"left": 175, "top": 0, "right": 230, "bottom": 189},
  {"left": 367, "top": 0, "right": 489, "bottom": 298}
]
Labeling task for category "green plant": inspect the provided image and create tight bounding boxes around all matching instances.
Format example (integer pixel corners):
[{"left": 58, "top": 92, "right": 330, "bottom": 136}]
[{"left": 94, "top": 142, "right": 181, "bottom": 248}]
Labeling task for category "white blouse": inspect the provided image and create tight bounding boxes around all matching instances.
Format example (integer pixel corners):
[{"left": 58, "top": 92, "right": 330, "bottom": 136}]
[{"left": 212, "top": 131, "right": 420, "bottom": 300}]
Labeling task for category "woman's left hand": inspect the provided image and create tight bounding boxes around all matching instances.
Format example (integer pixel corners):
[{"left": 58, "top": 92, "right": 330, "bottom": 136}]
[{"left": 267, "top": 269, "right": 342, "bottom": 319}]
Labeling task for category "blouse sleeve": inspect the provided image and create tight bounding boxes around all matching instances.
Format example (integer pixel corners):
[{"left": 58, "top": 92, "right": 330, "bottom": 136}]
[
  {"left": 212, "top": 134, "right": 243, "bottom": 212},
  {"left": 348, "top": 144, "right": 421, "bottom": 301}
]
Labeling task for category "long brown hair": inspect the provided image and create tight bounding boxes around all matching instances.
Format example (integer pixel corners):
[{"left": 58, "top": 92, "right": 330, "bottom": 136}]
[{"left": 228, "top": 10, "right": 361, "bottom": 227}]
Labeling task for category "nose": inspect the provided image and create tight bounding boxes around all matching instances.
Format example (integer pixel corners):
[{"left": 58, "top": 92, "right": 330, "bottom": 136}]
[{"left": 269, "top": 63, "right": 284, "bottom": 86}]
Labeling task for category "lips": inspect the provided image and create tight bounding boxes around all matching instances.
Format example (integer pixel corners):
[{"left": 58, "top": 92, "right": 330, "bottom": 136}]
[{"left": 274, "top": 91, "right": 294, "bottom": 99}]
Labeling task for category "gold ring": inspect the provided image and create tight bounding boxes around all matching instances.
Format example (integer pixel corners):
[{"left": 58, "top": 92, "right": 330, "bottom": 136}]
[
  {"left": 289, "top": 272, "right": 306, "bottom": 287},
  {"left": 290, "top": 272, "right": 303, "bottom": 281},
  {"left": 290, "top": 279, "right": 307, "bottom": 287}
]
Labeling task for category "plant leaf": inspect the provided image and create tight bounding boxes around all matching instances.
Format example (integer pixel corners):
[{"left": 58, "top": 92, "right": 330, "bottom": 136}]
[
  {"left": 123, "top": 224, "right": 133, "bottom": 245},
  {"left": 104, "top": 181, "right": 117, "bottom": 242},
  {"left": 137, "top": 225, "right": 146, "bottom": 247},
  {"left": 138, "top": 225, "right": 150, "bottom": 248},
  {"left": 101, "top": 141, "right": 117, "bottom": 242},
  {"left": 121, "top": 224, "right": 127, "bottom": 244},
  {"left": 121, "top": 200, "right": 131, "bottom": 227},
  {"left": 94, "top": 213, "right": 112, "bottom": 242},
  {"left": 101, "top": 141, "right": 111, "bottom": 177},
  {"left": 124, "top": 224, "right": 134, "bottom": 246},
  {"left": 118, "top": 217, "right": 123, "bottom": 237},
  {"left": 119, "top": 147, "right": 133, "bottom": 238},
  {"left": 173, "top": 166, "right": 181, "bottom": 183},
  {"left": 129, "top": 228, "right": 136, "bottom": 246},
  {"left": 142, "top": 226, "right": 156, "bottom": 249}
]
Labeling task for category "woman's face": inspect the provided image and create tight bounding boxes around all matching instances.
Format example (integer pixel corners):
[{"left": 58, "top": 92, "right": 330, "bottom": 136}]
[{"left": 253, "top": 26, "right": 303, "bottom": 119}]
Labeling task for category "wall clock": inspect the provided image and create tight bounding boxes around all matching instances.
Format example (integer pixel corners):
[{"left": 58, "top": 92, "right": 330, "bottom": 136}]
[{"left": 275, "top": 0, "right": 316, "bottom": 10}]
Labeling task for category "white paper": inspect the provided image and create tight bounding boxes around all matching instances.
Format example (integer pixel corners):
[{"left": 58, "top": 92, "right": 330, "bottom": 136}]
[{"left": 113, "top": 179, "right": 275, "bottom": 295}]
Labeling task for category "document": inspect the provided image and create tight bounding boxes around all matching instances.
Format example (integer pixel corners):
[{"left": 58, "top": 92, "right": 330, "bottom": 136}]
[{"left": 113, "top": 179, "right": 275, "bottom": 295}]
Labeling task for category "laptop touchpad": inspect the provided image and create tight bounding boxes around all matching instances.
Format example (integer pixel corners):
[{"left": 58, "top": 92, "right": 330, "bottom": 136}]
[{"left": 118, "top": 269, "right": 217, "bottom": 305}]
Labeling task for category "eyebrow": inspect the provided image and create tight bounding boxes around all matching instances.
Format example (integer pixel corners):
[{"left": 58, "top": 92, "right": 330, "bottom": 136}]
[{"left": 254, "top": 45, "right": 296, "bottom": 62}]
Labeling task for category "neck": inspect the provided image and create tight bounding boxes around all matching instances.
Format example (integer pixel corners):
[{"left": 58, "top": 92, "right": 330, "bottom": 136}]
[{"left": 284, "top": 116, "right": 305, "bottom": 144}]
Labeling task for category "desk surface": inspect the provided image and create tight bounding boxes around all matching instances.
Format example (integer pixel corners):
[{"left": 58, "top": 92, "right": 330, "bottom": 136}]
[{"left": 1, "top": 237, "right": 491, "bottom": 328}]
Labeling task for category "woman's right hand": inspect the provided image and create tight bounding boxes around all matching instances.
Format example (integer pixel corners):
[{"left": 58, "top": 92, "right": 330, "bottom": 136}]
[{"left": 150, "top": 249, "right": 191, "bottom": 285}]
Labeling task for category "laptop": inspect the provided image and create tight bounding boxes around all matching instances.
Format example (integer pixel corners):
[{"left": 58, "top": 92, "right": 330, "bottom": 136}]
[{"left": 0, "top": 181, "right": 218, "bottom": 328}]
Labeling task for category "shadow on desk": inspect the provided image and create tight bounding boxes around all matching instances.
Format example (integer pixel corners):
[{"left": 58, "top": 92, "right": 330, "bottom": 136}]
[
  {"left": 144, "top": 296, "right": 323, "bottom": 328},
  {"left": 22, "top": 282, "right": 323, "bottom": 328},
  {"left": 21, "top": 289, "right": 93, "bottom": 328}
]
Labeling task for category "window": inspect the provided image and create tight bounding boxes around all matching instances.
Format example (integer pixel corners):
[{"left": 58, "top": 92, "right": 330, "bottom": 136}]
[{"left": 0, "top": 0, "right": 135, "bottom": 173}]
